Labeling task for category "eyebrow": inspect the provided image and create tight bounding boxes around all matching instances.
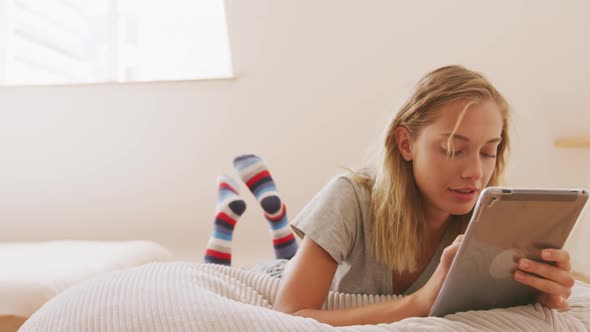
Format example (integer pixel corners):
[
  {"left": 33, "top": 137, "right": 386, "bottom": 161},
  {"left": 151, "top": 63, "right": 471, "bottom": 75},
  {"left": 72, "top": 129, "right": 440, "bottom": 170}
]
[{"left": 441, "top": 133, "right": 502, "bottom": 144}]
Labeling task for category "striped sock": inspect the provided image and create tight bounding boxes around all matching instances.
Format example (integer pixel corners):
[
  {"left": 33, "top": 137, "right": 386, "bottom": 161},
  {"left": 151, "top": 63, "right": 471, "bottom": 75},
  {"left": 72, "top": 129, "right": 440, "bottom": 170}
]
[
  {"left": 233, "top": 154, "right": 299, "bottom": 259},
  {"left": 203, "top": 175, "right": 247, "bottom": 266}
]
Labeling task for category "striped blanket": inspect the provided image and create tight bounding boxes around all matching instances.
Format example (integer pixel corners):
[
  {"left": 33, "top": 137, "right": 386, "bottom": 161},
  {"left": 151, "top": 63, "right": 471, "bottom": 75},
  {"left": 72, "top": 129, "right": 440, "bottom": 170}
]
[{"left": 20, "top": 262, "right": 590, "bottom": 331}]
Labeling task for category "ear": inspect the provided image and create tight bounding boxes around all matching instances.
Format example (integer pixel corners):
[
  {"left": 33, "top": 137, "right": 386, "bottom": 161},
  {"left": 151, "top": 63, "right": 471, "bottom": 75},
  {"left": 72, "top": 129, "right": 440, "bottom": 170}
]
[{"left": 394, "top": 126, "right": 414, "bottom": 161}]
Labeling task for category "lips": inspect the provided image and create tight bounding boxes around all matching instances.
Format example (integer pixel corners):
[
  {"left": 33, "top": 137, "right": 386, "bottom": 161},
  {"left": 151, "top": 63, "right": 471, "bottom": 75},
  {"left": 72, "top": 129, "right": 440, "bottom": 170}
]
[
  {"left": 448, "top": 187, "right": 479, "bottom": 202},
  {"left": 450, "top": 187, "right": 478, "bottom": 194}
]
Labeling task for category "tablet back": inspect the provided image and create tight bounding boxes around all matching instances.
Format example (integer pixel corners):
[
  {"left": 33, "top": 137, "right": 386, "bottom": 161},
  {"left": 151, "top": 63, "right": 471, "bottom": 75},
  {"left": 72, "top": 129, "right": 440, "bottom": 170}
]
[{"left": 429, "top": 187, "right": 589, "bottom": 317}]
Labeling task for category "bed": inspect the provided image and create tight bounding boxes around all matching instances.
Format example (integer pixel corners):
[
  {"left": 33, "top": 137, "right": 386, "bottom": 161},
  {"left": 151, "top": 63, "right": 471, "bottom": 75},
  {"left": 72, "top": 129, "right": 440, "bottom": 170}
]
[
  {"left": 19, "top": 262, "right": 590, "bottom": 331},
  {"left": 0, "top": 241, "right": 172, "bottom": 331}
]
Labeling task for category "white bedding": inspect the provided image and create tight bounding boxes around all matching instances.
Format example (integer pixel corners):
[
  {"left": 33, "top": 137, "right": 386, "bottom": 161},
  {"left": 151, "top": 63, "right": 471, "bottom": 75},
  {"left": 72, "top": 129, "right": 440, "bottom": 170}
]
[
  {"left": 0, "top": 240, "right": 172, "bottom": 318},
  {"left": 20, "top": 262, "right": 590, "bottom": 331}
]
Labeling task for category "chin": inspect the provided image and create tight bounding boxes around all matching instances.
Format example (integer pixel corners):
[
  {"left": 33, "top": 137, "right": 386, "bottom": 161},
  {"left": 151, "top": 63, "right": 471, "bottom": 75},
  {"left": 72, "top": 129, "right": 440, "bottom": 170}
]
[
  {"left": 449, "top": 203, "right": 477, "bottom": 215},
  {"left": 452, "top": 209, "right": 473, "bottom": 216}
]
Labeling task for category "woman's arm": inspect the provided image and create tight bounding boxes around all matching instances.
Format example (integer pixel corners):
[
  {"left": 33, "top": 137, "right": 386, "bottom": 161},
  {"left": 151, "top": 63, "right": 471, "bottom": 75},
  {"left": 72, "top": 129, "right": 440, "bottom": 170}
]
[{"left": 273, "top": 237, "right": 428, "bottom": 326}]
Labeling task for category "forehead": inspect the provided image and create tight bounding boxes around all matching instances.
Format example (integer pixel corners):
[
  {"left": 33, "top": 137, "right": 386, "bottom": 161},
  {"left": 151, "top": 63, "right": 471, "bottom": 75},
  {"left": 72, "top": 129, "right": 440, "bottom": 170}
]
[{"left": 422, "top": 99, "right": 503, "bottom": 141}]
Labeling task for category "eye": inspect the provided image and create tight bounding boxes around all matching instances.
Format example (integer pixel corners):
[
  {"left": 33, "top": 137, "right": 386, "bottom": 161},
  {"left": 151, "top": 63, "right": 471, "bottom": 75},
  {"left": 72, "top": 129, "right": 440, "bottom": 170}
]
[
  {"left": 481, "top": 152, "right": 497, "bottom": 158},
  {"left": 440, "top": 147, "right": 463, "bottom": 157},
  {"left": 481, "top": 146, "right": 499, "bottom": 159}
]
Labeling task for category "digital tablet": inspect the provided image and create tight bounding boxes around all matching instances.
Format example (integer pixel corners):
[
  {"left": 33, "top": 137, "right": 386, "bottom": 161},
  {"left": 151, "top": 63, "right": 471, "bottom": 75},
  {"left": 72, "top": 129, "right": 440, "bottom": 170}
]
[{"left": 429, "top": 187, "right": 589, "bottom": 317}]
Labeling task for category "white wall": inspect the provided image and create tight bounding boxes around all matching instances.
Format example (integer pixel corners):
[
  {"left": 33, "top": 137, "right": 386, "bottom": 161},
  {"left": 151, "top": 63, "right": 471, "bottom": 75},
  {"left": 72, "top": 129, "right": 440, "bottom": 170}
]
[{"left": 1, "top": 0, "right": 589, "bottom": 273}]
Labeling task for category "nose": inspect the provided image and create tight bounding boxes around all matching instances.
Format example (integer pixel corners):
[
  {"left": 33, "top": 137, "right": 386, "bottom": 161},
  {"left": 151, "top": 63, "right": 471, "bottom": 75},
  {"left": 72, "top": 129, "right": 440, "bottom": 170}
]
[{"left": 460, "top": 153, "right": 484, "bottom": 181}]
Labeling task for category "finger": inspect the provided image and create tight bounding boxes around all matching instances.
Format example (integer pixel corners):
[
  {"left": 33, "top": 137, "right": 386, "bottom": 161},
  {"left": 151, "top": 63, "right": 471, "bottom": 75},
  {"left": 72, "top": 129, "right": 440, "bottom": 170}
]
[
  {"left": 541, "top": 249, "right": 571, "bottom": 272},
  {"left": 448, "top": 237, "right": 463, "bottom": 253},
  {"left": 514, "top": 270, "right": 571, "bottom": 298},
  {"left": 517, "top": 259, "right": 575, "bottom": 292},
  {"left": 456, "top": 234, "right": 465, "bottom": 242},
  {"left": 445, "top": 235, "right": 464, "bottom": 251},
  {"left": 553, "top": 294, "right": 570, "bottom": 311},
  {"left": 537, "top": 293, "right": 554, "bottom": 309},
  {"left": 537, "top": 293, "right": 569, "bottom": 311},
  {"left": 441, "top": 239, "right": 463, "bottom": 267}
]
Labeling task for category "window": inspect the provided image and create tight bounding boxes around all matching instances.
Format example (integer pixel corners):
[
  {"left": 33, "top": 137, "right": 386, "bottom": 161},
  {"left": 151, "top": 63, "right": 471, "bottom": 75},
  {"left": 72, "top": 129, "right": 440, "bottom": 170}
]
[{"left": 0, "top": 0, "right": 233, "bottom": 85}]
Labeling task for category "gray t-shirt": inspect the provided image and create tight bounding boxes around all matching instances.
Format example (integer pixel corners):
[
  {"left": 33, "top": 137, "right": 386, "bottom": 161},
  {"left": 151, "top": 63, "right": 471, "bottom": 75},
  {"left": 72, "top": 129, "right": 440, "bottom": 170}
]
[{"left": 290, "top": 174, "right": 454, "bottom": 295}]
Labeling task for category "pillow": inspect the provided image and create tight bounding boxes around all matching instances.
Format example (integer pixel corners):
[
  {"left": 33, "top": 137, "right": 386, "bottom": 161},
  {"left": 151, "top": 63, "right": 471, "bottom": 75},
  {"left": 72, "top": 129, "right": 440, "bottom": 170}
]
[{"left": 0, "top": 240, "right": 172, "bottom": 319}]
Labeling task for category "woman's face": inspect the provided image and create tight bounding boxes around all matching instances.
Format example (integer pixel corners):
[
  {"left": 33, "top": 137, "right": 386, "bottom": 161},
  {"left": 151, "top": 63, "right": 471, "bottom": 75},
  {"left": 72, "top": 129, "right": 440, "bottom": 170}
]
[{"left": 402, "top": 99, "right": 503, "bottom": 221}]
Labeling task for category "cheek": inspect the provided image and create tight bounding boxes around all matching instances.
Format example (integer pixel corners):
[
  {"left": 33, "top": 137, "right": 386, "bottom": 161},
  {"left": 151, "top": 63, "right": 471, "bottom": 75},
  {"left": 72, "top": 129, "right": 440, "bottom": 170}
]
[
  {"left": 414, "top": 150, "right": 453, "bottom": 185},
  {"left": 483, "top": 160, "right": 497, "bottom": 182}
]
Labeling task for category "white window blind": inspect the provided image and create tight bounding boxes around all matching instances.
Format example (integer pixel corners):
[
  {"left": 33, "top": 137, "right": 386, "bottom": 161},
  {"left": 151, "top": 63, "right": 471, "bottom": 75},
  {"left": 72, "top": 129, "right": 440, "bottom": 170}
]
[{"left": 0, "top": 0, "right": 233, "bottom": 85}]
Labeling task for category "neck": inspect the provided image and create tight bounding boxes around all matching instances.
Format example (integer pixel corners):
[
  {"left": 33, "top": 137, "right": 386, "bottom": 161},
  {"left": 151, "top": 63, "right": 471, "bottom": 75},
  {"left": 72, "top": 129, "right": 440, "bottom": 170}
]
[
  {"left": 419, "top": 211, "right": 452, "bottom": 256},
  {"left": 424, "top": 210, "right": 451, "bottom": 235}
]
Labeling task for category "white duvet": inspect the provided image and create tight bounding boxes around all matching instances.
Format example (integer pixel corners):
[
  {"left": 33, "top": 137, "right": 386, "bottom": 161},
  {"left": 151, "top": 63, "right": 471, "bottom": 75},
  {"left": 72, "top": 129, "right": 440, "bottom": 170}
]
[
  {"left": 0, "top": 241, "right": 172, "bottom": 318},
  {"left": 20, "top": 262, "right": 590, "bottom": 331}
]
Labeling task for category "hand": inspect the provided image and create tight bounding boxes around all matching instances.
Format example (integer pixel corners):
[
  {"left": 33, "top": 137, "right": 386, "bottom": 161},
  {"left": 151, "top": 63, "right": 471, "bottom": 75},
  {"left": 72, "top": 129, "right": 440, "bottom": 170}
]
[
  {"left": 413, "top": 234, "right": 464, "bottom": 316},
  {"left": 514, "top": 249, "right": 575, "bottom": 311}
]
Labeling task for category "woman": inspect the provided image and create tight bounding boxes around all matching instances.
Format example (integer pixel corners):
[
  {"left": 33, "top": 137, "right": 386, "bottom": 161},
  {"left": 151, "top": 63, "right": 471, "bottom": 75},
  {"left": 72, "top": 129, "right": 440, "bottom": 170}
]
[{"left": 272, "top": 65, "right": 575, "bottom": 326}]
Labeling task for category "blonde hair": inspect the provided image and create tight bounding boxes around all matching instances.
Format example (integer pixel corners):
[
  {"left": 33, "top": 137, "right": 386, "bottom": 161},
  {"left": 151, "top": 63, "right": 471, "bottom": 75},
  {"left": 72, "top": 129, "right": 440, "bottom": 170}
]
[{"left": 352, "top": 65, "right": 510, "bottom": 273}]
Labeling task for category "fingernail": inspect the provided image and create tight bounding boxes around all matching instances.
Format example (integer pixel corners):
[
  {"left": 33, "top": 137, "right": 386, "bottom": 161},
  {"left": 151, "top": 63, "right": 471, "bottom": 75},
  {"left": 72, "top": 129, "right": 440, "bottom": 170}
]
[
  {"left": 515, "top": 271, "right": 525, "bottom": 281},
  {"left": 520, "top": 260, "right": 529, "bottom": 269},
  {"left": 543, "top": 250, "right": 552, "bottom": 259}
]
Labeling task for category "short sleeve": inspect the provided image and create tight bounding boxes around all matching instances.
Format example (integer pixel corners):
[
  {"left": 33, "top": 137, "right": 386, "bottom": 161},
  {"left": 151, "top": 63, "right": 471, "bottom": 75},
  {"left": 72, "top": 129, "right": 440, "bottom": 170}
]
[{"left": 290, "top": 176, "right": 363, "bottom": 264}]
